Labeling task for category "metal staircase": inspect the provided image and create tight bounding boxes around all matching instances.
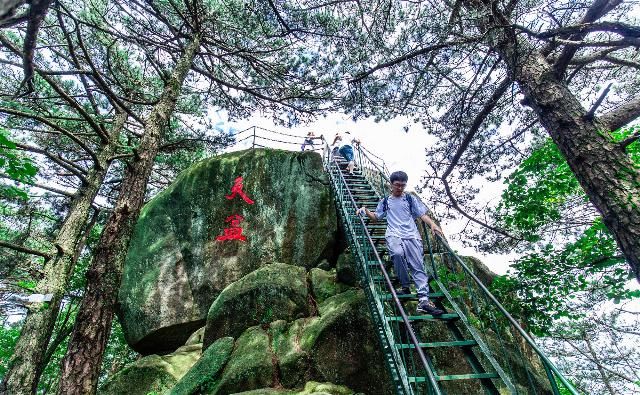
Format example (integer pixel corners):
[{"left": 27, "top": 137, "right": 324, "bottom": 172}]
[{"left": 320, "top": 139, "right": 579, "bottom": 395}]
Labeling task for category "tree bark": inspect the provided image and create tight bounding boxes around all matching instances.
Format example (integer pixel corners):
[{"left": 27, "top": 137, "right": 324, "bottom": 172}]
[
  {"left": 0, "top": 112, "right": 126, "bottom": 395},
  {"left": 56, "top": 34, "right": 201, "bottom": 395},
  {"left": 471, "top": 0, "right": 640, "bottom": 281}
]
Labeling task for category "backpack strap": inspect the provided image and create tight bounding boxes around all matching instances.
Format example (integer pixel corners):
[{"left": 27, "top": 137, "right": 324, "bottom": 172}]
[
  {"left": 383, "top": 193, "right": 414, "bottom": 214},
  {"left": 406, "top": 193, "right": 414, "bottom": 215}
]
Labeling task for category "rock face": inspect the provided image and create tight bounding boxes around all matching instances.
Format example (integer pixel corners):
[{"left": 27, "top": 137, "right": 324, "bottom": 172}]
[
  {"left": 103, "top": 264, "right": 390, "bottom": 395},
  {"left": 203, "top": 263, "right": 310, "bottom": 343},
  {"left": 98, "top": 344, "right": 202, "bottom": 395},
  {"left": 201, "top": 269, "right": 392, "bottom": 395},
  {"left": 118, "top": 149, "right": 337, "bottom": 354}
]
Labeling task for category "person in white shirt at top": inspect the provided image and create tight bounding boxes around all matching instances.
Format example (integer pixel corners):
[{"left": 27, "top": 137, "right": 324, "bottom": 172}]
[
  {"left": 332, "top": 131, "right": 360, "bottom": 174},
  {"left": 356, "top": 170, "right": 445, "bottom": 316}
]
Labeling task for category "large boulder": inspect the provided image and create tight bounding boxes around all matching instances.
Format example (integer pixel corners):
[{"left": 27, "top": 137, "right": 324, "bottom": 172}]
[
  {"left": 98, "top": 344, "right": 202, "bottom": 395},
  {"left": 303, "top": 290, "right": 392, "bottom": 394},
  {"left": 118, "top": 149, "right": 337, "bottom": 354},
  {"left": 205, "top": 289, "right": 392, "bottom": 394},
  {"left": 203, "top": 263, "right": 310, "bottom": 345},
  {"left": 169, "top": 337, "right": 234, "bottom": 395}
]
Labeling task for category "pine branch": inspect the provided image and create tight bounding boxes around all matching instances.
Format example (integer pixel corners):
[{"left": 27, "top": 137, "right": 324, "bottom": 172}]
[
  {"left": 0, "top": 240, "right": 51, "bottom": 260},
  {"left": 599, "top": 94, "right": 640, "bottom": 132},
  {"left": 0, "top": 106, "right": 100, "bottom": 166}
]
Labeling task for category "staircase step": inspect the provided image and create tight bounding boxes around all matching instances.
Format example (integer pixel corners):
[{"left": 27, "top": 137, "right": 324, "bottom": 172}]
[
  {"left": 372, "top": 275, "right": 398, "bottom": 282},
  {"left": 396, "top": 340, "right": 477, "bottom": 349},
  {"left": 352, "top": 196, "right": 379, "bottom": 201},
  {"left": 409, "top": 373, "right": 499, "bottom": 383},
  {"left": 438, "top": 373, "right": 500, "bottom": 382},
  {"left": 380, "top": 292, "right": 444, "bottom": 300},
  {"left": 347, "top": 180, "right": 373, "bottom": 191},
  {"left": 387, "top": 314, "right": 459, "bottom": 321},
  {"left": 353, "top": 201, "right": 378, "bottom": 207},
  {"left": 366, "top": 228, "right": 386, "bottom": 234},
  {"left": 341, "top": 174, "right": 364, "bottom": 179}
]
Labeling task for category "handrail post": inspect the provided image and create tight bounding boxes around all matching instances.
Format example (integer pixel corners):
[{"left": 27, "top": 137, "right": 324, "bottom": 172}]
[
  {"left": 252, "top": 126, "right": 256, "bottom": 148},
  {"left": 422, "top": 222, "right": 439, "bottom": 280}
]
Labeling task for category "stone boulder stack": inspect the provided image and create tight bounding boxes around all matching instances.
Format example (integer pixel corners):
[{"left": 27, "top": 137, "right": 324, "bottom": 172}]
[
  {"left": 118, "top": 149, "right": 338, "bottom": 354},
  {"left": 103, "top": 264, "right": 392, "bottom": 395}
]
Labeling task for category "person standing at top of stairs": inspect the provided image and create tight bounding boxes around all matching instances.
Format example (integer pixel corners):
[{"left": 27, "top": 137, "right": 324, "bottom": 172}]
[
  {"left": 332, "top": 131, "right": 360, "bottom": 174},
  {"left": 357, "top": 171, "right": 445, "bottom": 316}
]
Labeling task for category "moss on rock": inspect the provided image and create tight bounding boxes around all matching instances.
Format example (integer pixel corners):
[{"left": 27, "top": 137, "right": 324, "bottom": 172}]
[
  {"left": 184, "top": 327, "right": 205, "bottom": 346},
  {"left": 203, "top": 263, "right": 309, "bottom": 348},
  {"left": 309, "top": 268, "right": 350, "bottom": 305},
  {"left": 207, "top": 326, "right": 275, "bottom": 394},
  {"left": 169, "top": 337, "right": 234, "bottom": 395},
  {"left": 118, "top": 149, "right": 337, "bottom": 354},
  {"left": 233, "top": 381, "right": 355, "bottom": 395},
  {"left": 98, "top": 344, "right": 201, "bottom": 395},
  {"left": 303, "top": 290, "right": 392, "bottom": 394}
]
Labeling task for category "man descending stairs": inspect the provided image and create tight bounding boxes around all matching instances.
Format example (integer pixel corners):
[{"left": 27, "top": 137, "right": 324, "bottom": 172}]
[{"left": 356, "top": 170, "right": 444, "bottom": 317}]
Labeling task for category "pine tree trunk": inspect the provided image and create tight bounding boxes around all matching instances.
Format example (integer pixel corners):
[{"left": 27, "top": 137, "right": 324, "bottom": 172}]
[
  {"left": 56, "top": 34, "right": 201, "bottom": 395},
  {"left": 471, "top": 1, "right": 640, "bottom": 281},
  {"left": 0, "top": 112, "right": 126, "bottom": 395}
]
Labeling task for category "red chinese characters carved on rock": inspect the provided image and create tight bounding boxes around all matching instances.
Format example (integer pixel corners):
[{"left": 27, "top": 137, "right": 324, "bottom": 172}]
[
  {"left": 216, "top": 214, "right": 247, "bottom": 242},
  {"left": 217, "top": 177, "right": 255, "bottom": 242},
  {"left": 225, "top": 176, "right": 255, "bottom": 205}
]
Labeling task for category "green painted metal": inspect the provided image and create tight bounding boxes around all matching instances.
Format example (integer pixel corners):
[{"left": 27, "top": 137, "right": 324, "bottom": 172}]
[
  {"left": 381, "top": 292, "right": 445, "bottom": 300},
  {"left": 396, "top": 340, "right": 478, "bottom": 349},
  {"left": 387, "top": 314, "right": 460, "bottom": 321},
  {"left": 409, "top": 373, "right": 501, "bottom": 383},
  {"left": 321, "top": 138, "right": 579, "bottom": 395},
  {"left": 437, "top": 373, "right": 500, "bottom": 382}
]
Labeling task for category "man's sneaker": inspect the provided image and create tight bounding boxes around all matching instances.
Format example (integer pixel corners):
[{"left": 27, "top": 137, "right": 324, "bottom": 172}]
[{"left": 417, "top": 301, "right": 444, "bottom": 316}]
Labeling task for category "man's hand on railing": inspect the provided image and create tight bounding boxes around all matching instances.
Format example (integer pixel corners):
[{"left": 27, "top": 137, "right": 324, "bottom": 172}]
[
  {"left": 421, "top": 213, "right": 444, "bottom": 237},
  {"left": 356, "top": 206, "right": 377, "bottom": 221},
  {"left": 430, "top": 222, "right": 444, "bottom": 237}
]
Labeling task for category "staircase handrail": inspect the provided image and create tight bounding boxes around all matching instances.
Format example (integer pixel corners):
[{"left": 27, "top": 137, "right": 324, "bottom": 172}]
[
  {"left": 358, "top": 144, "right": 390, "bottom": 178},
  {"left": 429, "top": 235, "right": 579, "bottom": 395},
  {"left": 225, "top": 126, "right": 392, "bottom": 180}
]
